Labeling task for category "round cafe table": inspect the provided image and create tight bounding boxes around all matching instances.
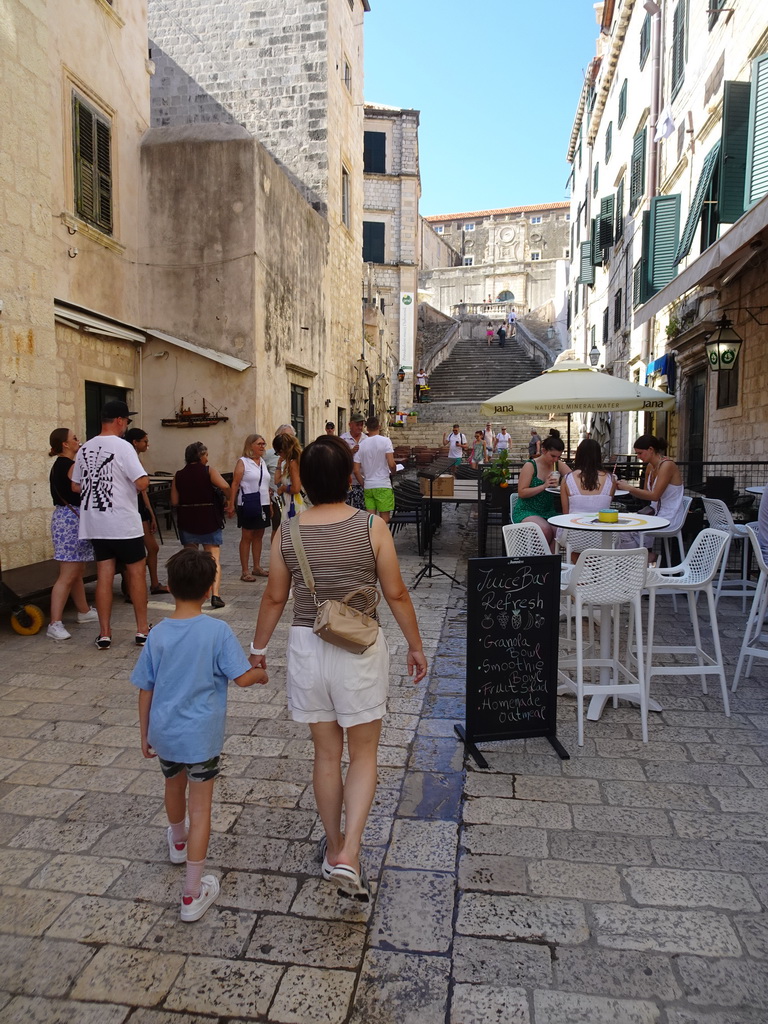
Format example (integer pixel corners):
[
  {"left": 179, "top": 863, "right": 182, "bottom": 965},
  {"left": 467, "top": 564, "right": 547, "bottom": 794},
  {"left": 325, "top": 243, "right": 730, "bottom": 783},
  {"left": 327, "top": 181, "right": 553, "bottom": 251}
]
[
  {"left": 746, "top": 486, "right": 765, "bottom": 497},
  {"left": 550, "top": 511, "right": 669, "bottom": 720},
  {"left": 548, "top": 511, "right": 669, "bottom": 549}
]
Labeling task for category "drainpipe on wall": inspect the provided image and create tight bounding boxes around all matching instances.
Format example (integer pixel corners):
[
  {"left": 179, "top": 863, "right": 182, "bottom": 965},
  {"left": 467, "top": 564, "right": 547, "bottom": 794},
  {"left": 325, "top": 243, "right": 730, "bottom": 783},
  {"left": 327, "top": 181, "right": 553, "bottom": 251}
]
[
  {"left": 641, "top": 0, "right": 663, "bottom": 366},
  {"left": 584, "top": 142, "right": 594, "bottom": 365}
]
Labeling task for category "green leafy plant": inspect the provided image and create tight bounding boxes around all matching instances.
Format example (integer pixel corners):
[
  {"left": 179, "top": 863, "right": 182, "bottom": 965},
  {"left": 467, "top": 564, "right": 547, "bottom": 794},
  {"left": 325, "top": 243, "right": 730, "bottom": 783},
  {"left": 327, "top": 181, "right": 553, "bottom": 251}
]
[{"left": 483, "top": 448, "right": 512, "bottom": 487}]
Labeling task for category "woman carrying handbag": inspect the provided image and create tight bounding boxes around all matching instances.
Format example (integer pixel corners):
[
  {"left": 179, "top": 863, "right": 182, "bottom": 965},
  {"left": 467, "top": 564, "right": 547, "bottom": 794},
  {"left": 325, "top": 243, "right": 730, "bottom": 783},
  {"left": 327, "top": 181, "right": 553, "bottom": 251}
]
[{"left": 248, "top": 436, "right": 427, "bottom": 902}]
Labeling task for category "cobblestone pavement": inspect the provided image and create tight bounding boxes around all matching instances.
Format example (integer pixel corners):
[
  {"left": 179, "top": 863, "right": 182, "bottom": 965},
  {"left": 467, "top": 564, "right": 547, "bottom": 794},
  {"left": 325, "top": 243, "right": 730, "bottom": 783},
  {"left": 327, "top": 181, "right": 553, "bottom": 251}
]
[{"left": 1, "top": 508, "right": 767, "bottom": 1023}]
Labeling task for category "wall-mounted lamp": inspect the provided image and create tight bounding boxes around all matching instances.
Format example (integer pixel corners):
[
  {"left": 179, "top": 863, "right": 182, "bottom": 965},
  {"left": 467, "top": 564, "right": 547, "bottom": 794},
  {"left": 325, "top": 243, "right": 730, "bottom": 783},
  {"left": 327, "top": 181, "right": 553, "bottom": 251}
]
[
  {"left": 324, "top": 398, "right": 332, "bottom": 407},
  {"left": 589, "top": 341, "right": 600, "bottom": 366},
  {"left": 397, "top": 367, "right": 405, "bottom": 382},
  {"left": 705, "top": 316, "right": 743, "bottom": 371}
]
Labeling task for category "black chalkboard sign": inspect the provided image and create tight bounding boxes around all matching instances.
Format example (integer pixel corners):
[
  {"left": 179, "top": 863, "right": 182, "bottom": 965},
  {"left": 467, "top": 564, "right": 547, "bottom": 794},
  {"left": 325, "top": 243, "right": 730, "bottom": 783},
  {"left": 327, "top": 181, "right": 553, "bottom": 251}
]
[{"left": 455, "top": 555, "right": 568, "bottom": 763}]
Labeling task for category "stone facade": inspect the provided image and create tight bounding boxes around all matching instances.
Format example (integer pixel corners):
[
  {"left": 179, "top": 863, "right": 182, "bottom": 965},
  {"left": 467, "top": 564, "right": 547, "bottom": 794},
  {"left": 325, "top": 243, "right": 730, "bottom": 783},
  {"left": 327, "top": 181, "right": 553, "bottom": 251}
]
[
  {"left": 148, "top": 0, "right": 367, "bottom": 444},
  {"left": 420, "top": 203, "right": 571, "bottom": 319},
  {"left": 420, "top": 217, "right": 460, "bottom": 272},
  {"left": 567, "top": 0, "right": 768, "bottom": 458}
]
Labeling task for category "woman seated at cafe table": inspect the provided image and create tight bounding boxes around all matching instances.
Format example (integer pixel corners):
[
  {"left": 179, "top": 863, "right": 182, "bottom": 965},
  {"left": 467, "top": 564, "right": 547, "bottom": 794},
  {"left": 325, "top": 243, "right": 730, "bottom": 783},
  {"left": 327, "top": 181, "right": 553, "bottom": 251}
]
[
  {"left": 620, "top": 433, "right": 685, "bottom": 560},
  {"left": 512, "top": 435, "right": 571, "bottom": 550},
  {"left": 558, "top": 439, "right": 617, "bottom": 559}
]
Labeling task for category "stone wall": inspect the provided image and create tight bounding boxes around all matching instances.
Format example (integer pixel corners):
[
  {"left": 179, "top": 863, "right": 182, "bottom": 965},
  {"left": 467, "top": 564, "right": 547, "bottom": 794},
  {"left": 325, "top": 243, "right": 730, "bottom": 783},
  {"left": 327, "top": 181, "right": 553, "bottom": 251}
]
[
  {"left": 0, "top": 0, "right": 58, "bottom": 568},
  {"left": 420, "top": 218, "right": 459, "bottom": 271},
  {"left": 140, "top": 123, "right": 332, "bottom": 470}
]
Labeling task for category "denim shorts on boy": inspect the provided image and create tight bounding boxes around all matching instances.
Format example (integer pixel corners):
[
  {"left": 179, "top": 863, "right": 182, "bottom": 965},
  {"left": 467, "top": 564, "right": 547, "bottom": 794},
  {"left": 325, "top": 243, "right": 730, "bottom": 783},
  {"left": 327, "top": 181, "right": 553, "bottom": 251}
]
[
  {"left": 363, "top": 487, "right": 395, "bottom": 513},
  {"left": 286, "top": 626, "right": 389, "bottom": 727},
  {"left": 91, "top": 535, "right": 147, "bottom": 564},
  {"left": 159, "top": 755, "right": 221, "bottom": 782}
]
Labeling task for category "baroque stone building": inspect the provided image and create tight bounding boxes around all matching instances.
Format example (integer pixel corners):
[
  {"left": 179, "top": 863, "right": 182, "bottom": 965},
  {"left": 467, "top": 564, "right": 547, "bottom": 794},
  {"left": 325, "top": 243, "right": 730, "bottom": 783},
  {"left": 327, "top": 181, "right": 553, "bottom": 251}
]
[
  {"left": 566, "top": 0, "right": 768, "bottom": 460},
  {"left": 420, "top": 203, "right": 571, "bottom": 318}
]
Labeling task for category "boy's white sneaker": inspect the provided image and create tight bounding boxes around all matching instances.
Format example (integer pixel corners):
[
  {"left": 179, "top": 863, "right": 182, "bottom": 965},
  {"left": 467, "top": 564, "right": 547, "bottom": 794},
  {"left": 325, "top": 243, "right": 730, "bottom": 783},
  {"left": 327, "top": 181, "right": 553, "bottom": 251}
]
[
  {"left": 46, "top": 621, "right": 71, "bottom": 641},
  {"left": 77, "top": 607, "right": 99, "bottom": 624},
  {"left": 167, "top": 826, "right": 187, "bottom": 864},
  {"left": 180, "top": 874, "right": 219, "bottom": 922}
]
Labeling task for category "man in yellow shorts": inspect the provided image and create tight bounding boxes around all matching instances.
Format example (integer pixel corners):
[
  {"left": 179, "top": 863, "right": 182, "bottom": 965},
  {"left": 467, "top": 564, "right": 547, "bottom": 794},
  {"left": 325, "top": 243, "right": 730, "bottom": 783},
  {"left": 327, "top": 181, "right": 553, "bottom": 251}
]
[{"left": 353, "top": 416, "right": 396, "bottom": 523}]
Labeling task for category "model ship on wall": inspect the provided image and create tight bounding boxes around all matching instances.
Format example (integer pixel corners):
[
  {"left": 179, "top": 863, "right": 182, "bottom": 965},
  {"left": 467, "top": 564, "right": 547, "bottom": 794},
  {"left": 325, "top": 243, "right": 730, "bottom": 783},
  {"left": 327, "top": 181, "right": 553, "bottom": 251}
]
[{"left": 161, "top": 397, "right": 229, "bottom": 428}]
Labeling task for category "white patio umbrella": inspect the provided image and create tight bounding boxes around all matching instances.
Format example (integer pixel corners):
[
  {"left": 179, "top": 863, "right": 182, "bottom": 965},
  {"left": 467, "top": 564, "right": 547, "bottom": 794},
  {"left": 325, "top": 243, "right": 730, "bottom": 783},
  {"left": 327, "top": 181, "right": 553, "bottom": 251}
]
[{"left": 480, "top": 360, "right": 675, "bottom": 454}]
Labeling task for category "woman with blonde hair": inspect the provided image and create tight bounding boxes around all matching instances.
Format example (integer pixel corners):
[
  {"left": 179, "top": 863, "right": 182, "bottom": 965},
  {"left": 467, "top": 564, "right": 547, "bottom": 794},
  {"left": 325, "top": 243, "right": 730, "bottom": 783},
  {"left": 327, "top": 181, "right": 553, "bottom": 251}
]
[
  {"left": 274, "top": 432, "right": 305, "bottom": 517},
  {"left": 228, "top": 434, "right": 272, "bottom": 579},
  {"left": 46, "top": 428, "right": 98, "bottom": 640}
]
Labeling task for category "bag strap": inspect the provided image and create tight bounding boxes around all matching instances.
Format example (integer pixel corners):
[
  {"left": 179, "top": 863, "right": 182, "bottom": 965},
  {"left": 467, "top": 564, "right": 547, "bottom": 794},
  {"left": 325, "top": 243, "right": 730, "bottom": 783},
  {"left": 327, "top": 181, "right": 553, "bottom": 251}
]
[{"left": 289, "top": 515, "right": 317, "bottom": 600}]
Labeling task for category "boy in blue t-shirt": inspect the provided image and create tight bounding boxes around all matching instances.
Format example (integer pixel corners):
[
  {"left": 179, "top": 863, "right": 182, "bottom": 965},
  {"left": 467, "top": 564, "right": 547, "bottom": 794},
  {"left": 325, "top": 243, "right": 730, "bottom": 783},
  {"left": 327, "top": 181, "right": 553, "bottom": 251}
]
[{"left": 132, "top": 548, "right": 267, "bottom": 921}]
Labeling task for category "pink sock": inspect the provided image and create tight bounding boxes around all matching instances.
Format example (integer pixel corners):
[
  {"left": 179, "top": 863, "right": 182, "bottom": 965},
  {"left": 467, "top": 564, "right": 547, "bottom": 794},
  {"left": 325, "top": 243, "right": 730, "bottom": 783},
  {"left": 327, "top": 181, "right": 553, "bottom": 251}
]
[
  {"left": 169, "top": 818, "right": 187, "bottom": 844},
  {"left": 184, "top": 858, "right": 205, "bottom": 899}
]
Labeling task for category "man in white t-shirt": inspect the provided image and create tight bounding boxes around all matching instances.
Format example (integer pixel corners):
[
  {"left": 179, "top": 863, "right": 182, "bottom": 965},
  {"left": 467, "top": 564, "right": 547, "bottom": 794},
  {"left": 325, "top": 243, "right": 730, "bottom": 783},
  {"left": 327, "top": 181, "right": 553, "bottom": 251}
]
[
  {"left": 483, "top": 422, "right": 495, "bottom": 451},
  {"left": 443, "top": 424, "right": 467, "bottom": 471},
  {"left": 353, "top": 416, "right": 395, "bottom": 522},
  {"left": 415, "top": 368, "right": 428, "bottom": 403},
  {"left": 72, "top": 400, "right": 150, "bottom": 650},
  {"left": 495, "top": 427, "right": 511, "bottom": 452}
]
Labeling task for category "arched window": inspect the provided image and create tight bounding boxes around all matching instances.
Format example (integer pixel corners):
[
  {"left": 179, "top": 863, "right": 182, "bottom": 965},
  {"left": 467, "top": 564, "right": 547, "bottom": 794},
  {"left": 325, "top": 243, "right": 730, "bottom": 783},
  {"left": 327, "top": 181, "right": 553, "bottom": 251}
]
[{"left": 497, "top": 290, "right": 515, "bottom": 302}]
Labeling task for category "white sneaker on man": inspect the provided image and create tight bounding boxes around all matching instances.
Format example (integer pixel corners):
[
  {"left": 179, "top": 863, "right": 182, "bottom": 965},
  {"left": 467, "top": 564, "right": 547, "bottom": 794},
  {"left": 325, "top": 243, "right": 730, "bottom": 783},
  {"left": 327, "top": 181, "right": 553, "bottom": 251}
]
[
  {"left": 77, "top": 607, "right": 99, "bottom": 624},
  {"left": 46, "top": 621, "right": 71, "bottom": 641}
]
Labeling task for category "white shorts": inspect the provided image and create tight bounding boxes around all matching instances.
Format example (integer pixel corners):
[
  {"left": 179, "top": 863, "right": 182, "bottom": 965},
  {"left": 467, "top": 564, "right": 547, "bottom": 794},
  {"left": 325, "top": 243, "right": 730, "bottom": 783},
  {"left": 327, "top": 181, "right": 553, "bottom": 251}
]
[{"left": 285, "top": 626, "right": 389, "bottom": 727}]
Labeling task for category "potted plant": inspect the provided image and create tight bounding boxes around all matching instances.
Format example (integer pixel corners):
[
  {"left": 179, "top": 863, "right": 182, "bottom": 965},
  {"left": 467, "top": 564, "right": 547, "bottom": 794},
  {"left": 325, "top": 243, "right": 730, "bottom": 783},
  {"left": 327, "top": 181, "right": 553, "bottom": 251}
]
[{"left": 483, "top": 449, "right": 514, "bottom": 524}]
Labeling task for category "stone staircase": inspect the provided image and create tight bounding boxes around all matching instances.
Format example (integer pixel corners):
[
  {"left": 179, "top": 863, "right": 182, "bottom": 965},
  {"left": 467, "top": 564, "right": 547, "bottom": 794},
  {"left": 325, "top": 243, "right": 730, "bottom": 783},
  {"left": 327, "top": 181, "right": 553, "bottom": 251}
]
[{"left": 388, "top": 325, "right": 570, "bottom": 453}]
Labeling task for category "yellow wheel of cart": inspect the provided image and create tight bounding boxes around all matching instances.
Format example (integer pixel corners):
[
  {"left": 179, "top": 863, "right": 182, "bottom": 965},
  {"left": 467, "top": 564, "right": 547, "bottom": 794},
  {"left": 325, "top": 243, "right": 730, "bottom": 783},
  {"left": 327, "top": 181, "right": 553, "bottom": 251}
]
[{"left": 10, "top": 604, "right": 45, "bottom": 635}]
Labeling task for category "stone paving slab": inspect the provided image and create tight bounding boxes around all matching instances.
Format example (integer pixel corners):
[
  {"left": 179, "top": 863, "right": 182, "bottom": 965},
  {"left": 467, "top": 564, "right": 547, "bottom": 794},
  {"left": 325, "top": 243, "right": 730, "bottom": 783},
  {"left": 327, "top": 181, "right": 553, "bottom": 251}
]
[{"left": 2, "top": 510, "right": 768, "bottom": 1020}]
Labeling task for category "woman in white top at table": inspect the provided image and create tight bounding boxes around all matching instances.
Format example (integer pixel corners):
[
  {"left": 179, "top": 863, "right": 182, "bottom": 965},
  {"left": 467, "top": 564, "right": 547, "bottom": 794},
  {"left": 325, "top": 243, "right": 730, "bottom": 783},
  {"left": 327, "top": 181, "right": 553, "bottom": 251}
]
[
  {"left": 621, "top": 434, "right": 685, "bottom": 559},
  {"left": 558, "top": 439, "right": 616, "bottom": 558}
]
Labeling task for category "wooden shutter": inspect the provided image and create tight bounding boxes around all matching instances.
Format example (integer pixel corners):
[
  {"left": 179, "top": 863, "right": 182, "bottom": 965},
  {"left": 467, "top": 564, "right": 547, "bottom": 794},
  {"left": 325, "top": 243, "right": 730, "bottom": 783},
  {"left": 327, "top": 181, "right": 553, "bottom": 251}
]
[
  {"left": 671, "top": 0, "right": 685, "bottom": 99},
  {"left": 602, "top": 306, "right": 609, "bottom": 345},
  {"left": 708, "top": 0, "right": 725, "bottom": 30},
  {"left": 745, "top": 53, "right": 768, "bottom": 210},
  {"left": 719, "top": 81, "right": 751, "bottom": 223},
  {"left": 640, "top": 13, "right": 650, "bottom": 69},
  {"left": 675, "top": 142, "right": 720, "bottom": 264},
  {"left": 615, "top": 179, "right": 624, "bottom": 239},
  {"left": 578, "top": 240, "right": 594, "bottom": 285},
  {"left": 629, "top": 129, "right": 646, "bottom": 212},
  {"left": 362, "top": 221, "right": 385, "bottom": 263},
  {"left": 618, "top": 79, "right": 627, "bottom": 128},
  {"left": 593, "top": 162, "right": 599, "bottom": 197},
  {"left": 633, "top": 211, "right": 651, "bottom": 307},
  {"left": 614, "top": 288, "right": 622, "bottom": 330},
  {"left": 73, "top": 94, "right": 112, "bottom": 234},
  {"left": 591, "top": 217, "right": 605, "bottom": 266},
  {"left": 605, "top": 122, "right": 612, "bottom": 163},
  {"left": 648, "top": 193, "right": 681, "bottom": 293},
  {"left": 363, "top": 131, "right": 386, "bottom": 173},
  {"left": 599, "top": 194, "right": 615, "bottom": 251}
]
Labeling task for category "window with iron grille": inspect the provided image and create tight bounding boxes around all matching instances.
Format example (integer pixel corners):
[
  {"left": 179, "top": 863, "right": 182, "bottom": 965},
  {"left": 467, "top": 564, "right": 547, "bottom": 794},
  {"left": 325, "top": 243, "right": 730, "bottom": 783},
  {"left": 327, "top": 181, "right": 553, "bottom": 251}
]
[{"left": 72, "top": 93, "right": 113, "bottom": 234}]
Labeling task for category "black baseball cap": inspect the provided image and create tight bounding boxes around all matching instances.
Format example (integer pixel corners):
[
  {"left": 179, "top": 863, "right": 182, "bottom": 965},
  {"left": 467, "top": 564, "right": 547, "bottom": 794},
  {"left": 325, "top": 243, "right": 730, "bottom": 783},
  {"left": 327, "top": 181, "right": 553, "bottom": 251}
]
[{"left": 101, "top": 400, "right": 137, "bottom": 421}]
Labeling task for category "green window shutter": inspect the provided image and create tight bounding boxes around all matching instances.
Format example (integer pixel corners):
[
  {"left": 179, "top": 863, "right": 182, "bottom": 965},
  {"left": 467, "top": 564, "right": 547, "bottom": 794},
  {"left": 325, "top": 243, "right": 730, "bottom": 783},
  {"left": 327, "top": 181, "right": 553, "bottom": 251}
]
[
  {"left": 633, "top": 211, "right": 652, "bottom": 307},
  {"left": 599, "top": 194, "right": 615, "bottom": 250},
  {"left": 73, "top": 94, "right": 113, "bottom": 234},
  {"left": 745, "top": 53, "right": 768, "bottom": 210},
  {"left": 640, "top": 13, "right": 650, "bottom": 69},
  {"left": 675, "top": 141, "right": 721, "bottom": 263},
  {"left": 671, "top": 0, "right": 686, "bottom": 99},
  {"left": 618, "top": 79, "right": 627, "bottom": 128},
  {"left": 578, "top": 240, "right": 594, "bottom": 285},
  {"left": 615, "top": 179, "right": 624, "bottom": 239},
  {"left": 719, "top": 80, "right": 750, "bottom": 224},
  {"left": 648, "top": 193, "right": 681, "bottom": 293},
  {"left": 629, "top": 129, "right": 646, "bottom": 213},
  {"left": 602, "top": 307, "right": 609, "bottom": 345},
  {"left": 593, "top": 162, "right": 599, "bottom": 197},
  {"left": 591, "top": 217, "right": 605, "bottom": 266},
  {"left": 708, "top": 0, "right": 725, "bottom": 30},
  {"left": 605, "top": 122, "right": 612, "bottom": 163}
]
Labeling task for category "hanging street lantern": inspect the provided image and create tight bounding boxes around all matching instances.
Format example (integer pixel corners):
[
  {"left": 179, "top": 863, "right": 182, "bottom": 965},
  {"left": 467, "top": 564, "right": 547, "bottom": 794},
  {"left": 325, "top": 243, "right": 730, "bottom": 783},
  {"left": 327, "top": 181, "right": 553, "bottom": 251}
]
[
  {"left": 397, "top": 366, "right": 406, "bottom": 382},
  {"left": 705, "top": 316, "right": 743, "bottom": 371},
  {"left": 588, "top": 341, "right": 600, "bottom": 366}
]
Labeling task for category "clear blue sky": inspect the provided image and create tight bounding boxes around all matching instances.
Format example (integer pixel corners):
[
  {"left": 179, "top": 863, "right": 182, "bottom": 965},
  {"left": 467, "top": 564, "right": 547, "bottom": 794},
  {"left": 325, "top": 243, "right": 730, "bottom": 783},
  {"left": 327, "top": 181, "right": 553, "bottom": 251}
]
[{"left": 364, "top": 0, "right": 599, "bottom": 216}]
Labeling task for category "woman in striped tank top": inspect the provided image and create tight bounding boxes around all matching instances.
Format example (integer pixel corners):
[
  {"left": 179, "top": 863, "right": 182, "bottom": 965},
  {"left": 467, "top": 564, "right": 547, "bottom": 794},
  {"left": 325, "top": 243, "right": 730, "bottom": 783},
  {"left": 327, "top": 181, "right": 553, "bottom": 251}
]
[{"left": 249, "top": 436, "right": 427, "bottom": 902}]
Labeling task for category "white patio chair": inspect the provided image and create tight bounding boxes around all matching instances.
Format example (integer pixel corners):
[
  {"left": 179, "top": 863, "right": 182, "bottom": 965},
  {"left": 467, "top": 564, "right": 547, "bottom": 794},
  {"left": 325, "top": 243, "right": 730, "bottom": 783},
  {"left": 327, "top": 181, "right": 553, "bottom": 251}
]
[
  {"left": 638, "top": 495, "right": 692, "bottom": 612},
  {"left": 733, "top": 523, "right": 768, "bottom": 691},
  {"left": 643, "top": 528, "right": 731, "bottom": 717},
  {"left": 502, "top": 521, "right": 551, "bottom": 557},
  {"left": 558, "top": 547, "right": 649, "bottom": 746},
  {"left": 703, "top": 497, "right": 755, "bottom": 612}
]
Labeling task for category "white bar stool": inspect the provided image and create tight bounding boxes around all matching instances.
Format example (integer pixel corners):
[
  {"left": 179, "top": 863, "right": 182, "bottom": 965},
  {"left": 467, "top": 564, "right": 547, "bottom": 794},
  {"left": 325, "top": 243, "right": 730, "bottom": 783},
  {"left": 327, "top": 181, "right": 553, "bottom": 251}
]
[
  {"left": 638, "top": 495, "right": 692, "bottom": 612},
  {"left": 643, "top": 528, "right": 731, "bottom": 716},
  {"left": 558, "top": 547, "right": 649, "bottom": 746},
  {"left": 733, "top": 523, "right": 768, "bottom": 691},
  {"left": 702, "top": 498, "right": 756, "bottom": 612}
]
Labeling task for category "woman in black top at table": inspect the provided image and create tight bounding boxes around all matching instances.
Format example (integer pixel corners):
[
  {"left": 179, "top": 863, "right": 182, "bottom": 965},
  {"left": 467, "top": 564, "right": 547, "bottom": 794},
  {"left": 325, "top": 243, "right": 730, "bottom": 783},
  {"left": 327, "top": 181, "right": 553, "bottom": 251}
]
[{"left": 46, "top": 428, "right": 97, "bottom": 640}]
